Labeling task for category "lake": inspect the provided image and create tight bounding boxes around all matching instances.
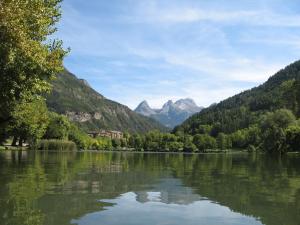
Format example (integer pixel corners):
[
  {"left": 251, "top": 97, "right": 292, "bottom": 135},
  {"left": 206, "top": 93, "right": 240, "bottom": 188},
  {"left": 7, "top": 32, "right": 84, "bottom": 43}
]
[{"left": 0, "top": 151, "right": 299, "bottom": 225}]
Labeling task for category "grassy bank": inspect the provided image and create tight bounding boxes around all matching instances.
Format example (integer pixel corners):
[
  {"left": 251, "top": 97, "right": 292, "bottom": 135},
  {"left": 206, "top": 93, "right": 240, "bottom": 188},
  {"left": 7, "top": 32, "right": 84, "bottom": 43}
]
[{"left": 36, "top": 140, "right": 77, "bottom": 151}]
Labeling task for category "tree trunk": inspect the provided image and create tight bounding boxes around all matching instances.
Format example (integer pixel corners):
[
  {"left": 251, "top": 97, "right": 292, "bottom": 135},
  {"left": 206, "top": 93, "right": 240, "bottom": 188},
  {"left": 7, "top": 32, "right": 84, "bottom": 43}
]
[
  {"left": 0, "top": 116, "right": 12, "bottom": 126},
  {"left": 19, "top": 138, "right": 23, "bottom": 147},
  {"left": 12, "top": 136, "right": 18, "bottom": 146}
]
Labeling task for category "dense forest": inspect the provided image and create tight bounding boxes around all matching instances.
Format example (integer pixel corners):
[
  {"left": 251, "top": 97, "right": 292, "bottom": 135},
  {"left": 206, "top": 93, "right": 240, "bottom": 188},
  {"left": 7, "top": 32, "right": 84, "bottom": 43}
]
[{"left": 173, "top": 61, "right": 300, "bottom": 153}]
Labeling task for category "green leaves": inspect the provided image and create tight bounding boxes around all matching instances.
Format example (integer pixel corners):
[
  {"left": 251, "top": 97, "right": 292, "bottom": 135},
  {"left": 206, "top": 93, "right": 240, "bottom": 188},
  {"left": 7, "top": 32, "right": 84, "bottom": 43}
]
[
  {"left": 9, "top": 98, "right": 50, "bottom": 145},
  {"left": 44, "top": 113, "right": 71, "bottom": 140},
  {"left": 0, "top": 0, "right": 67, "bottom": 128}
]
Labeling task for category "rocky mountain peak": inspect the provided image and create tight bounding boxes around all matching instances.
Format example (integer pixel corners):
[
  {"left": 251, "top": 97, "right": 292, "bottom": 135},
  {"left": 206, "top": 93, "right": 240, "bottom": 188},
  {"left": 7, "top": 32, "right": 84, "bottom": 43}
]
[
  {"left": 161, "top": 100, "right": 176, "bottom": 113},
  {"left": 174, "top": 98, "right": 202, "bottom": 113},
  {"left": 135, "top": 100, "right": 156, "bottom": 116},
  {"left": 135, "top": 98, "right": 203, "bottom": 128}
]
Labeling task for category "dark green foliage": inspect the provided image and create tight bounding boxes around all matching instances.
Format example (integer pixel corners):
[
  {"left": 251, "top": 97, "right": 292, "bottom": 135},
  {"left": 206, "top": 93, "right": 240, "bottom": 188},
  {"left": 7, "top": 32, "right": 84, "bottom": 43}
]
[
  {"left": 46, "top": 69, "right": 167, "bottom": 133},
  {"left": 44, "top": 113, "right": 71, "bottom": 140},
  {"left": 285, "top": 125, "right": 300, "bottom": 152},
  {"left": 217, "top": 133, "right": 232, "bottom": 150},
  {"left": 230, "top": 126, "right": 261, "bottom": 149},
  {"left": 259, "top": 109, "right": 296, "bottom": 153},
  {"left": 193, "top": 134, "right": 217, "bottom": 152},
  {"left": 175, "top": 61, "right": 300, "bottom": 136},
  {"left": 112, "top": 139, "right": 121, "bottom": 148},
  {"left": 174, "top": 60, "right": 300, "bottom": 153},
  {"left": 183, "top": 139, "right": 197, "bottom": 152},
  {"left": 129, "top": 134, "right": 144, "bottom": 150},
  {"left": 36, "top": 139, "right": 77, "bottom": 151}
]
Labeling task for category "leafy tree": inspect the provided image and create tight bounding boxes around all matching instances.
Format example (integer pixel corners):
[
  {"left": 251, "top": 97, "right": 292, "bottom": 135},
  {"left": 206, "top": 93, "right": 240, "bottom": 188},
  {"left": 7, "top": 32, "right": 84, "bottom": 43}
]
[
  {"left": 285, "top": 125, "right": 300, "bottom": 152},
  {"left": 217, "top": 133, "right": 232, "bottom": 150},
  {"left": 112, "top": 139, "right": 121, "bottom": 148},
  {"left": 231, "top": 130, "right": 247, "bottom": 149},
  {"left": 193, "top": 134, "right": 217, "bottom": 152},
  {"left": 260, "top": 109, "right": 296, "bottom": 153},
  {"left": 210, "top": 122, "right": 222, "bottom": 137},
  {"left": 120, "top": 138, "right": 128, "bottom": 148},
  {"left": 68, "top": 124, "right": 93, "bottom": 150},
  {"left": 44, "top": 113, "right": 71, "bottom": 140},
  {"left": 183, "top": 135, "right": 197, "bottom": 152},
  {"left": 0, "top": 0, "right": 67, "bottom": 138},
  {"left": 165, "top": 142, "right": 184, "bottom": 152},
  {"left": 129, "top": 134, "right": 143, "bottom": 150},
  {"left": 197, "top": 125, "right": 212, "bottom": 134},
  {"left": 9, "top": 98, "right": 49, "bottom": 146}
]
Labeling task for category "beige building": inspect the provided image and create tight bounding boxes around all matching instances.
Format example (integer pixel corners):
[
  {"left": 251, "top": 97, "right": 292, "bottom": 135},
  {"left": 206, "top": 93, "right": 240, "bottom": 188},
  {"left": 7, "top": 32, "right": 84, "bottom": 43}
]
[{"left": 88, "top": 130, "right": 123, "bottom": 139}]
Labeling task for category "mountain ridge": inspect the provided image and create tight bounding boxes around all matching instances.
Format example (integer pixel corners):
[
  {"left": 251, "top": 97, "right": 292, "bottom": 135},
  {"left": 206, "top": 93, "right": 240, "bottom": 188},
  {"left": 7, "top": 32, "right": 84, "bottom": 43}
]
[
  {"left": 135, "top": 98, "right": 203, "bottom": 128},
  {"left": 46, "top": 69, "right": 167, "bottom": 133}
]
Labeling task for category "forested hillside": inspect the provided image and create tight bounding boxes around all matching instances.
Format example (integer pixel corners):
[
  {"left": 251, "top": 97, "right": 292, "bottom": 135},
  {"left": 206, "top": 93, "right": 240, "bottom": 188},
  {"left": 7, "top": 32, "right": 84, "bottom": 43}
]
[
  {"left": 173, "top": 60, "right": 300, "bottom": 152},
  {"left": 46, "top": 69, "right": 167, "bottom": 133}
]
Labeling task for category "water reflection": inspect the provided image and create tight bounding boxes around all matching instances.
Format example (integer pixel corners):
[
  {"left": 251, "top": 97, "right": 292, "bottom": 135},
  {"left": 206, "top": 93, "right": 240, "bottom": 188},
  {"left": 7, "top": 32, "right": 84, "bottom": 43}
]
[
  {"left": 0, "top": 151, "right": 299, "bottom": 225},
  {"left": 135, "top": 178, "right": 202, "bottom": 204},
  {"left": 72, "top": 191, "right": 262, "bottom": 225}
]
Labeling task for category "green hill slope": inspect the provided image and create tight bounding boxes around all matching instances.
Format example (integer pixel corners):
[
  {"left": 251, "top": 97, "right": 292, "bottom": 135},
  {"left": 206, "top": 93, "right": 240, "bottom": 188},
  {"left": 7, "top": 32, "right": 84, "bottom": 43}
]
[
  {"left": 175, "top": 60, "right": 300, "bottom": 135},
  {"left": 46, "top": 69, "right": 167, "bottom": 133}
]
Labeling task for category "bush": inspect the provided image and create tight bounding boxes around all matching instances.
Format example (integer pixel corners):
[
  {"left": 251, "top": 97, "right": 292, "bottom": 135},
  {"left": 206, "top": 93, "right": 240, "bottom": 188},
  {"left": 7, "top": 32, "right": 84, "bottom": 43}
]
[
  {"left": 285, "top": 125, "right": 300, "bottom": 152},
  {"left": 44, "top": 113, "right": 71, "bottom": 140},
  {"left": 193, "top": 134, "right": 217, "bottom": 152},
  {"left": 68, "top": 124, "right": 93, "bottom": 150},
  {"left": 36, "top": 139, "right": 77, "bottom": 151}
]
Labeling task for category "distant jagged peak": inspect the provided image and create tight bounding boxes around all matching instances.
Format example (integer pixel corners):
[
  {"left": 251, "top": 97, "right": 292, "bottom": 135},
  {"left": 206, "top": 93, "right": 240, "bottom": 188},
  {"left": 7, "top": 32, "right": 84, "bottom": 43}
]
[
  {"left": 134, "top": 98, "right": 204, "bottom": 128},
  {"left": 175, "top": 98, "right": 196, "bottom": 106},
  {"left": 174, "top": 98, "right": 203, "bottom": 113},
  {"left": 161, "top": 100, "right": 176, "bottom": 113},
  {"left": 135, "top": 100, "right": 156, "bottom": 116},
  {"left": 139, "top": 100, "right": 150, "bottom": 107}
]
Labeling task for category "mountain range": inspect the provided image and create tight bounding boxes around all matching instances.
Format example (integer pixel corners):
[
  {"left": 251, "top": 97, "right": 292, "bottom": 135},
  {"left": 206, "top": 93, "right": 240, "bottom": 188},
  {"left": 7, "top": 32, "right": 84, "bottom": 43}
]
[
  {"left": 135, "top": 99, "right": 203, "bottom": 128},
  {"left": 46, "top": 69, "right": 167, "bottom": 133}
]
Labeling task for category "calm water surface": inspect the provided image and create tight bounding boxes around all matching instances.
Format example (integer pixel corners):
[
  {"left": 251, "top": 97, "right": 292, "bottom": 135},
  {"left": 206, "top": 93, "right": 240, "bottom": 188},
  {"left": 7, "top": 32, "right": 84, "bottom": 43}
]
[{"left": 0, "top": 151, "right": 300, "bottom": 225}]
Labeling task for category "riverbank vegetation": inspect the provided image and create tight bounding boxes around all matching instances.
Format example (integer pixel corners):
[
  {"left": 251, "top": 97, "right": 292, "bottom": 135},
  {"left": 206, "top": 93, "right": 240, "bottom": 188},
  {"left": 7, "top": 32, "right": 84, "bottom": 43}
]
[{"left": 37, "top": 139, "right": 77, "bottom": 151}]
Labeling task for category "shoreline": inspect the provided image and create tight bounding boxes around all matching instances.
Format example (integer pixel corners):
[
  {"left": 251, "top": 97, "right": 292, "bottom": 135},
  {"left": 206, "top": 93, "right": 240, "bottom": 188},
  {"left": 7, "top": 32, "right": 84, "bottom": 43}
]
[{"left": 1, "top": 147, "right": 299, "bottom": 155}]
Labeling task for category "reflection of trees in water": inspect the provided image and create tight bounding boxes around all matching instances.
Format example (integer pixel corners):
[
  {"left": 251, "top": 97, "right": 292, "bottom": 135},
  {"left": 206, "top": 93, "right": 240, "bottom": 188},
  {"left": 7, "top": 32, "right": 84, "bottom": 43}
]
[
  {"left": 0, "top": 152, "right": 169, "bottom": 225},
  {"left": 0, "top": 152, "right": 299, "bottom": 225},
  {"left": 177, "top": 153, "right": 300, "bottom": 225},
  {"left": 1, "top": 152, "right": 47, "bottom": 225}
]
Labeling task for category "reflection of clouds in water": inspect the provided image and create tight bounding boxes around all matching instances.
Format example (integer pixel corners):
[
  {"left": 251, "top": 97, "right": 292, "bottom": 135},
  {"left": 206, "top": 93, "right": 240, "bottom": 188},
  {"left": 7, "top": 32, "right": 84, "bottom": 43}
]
[
  {"left": 71, "top": 192, "right": 262, "bottom": 225},
  {"left": 135, "top": 178, "right": 203, "bottom": 205},
  {"left": 146, "top": 192, "right": 161, "bottom": 202}
]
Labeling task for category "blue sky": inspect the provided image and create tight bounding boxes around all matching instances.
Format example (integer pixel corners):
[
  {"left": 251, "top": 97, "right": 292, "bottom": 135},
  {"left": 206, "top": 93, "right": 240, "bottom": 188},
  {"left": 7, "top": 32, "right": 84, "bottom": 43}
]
[{"left": 56, "top": 0, "right": 300, "bottom": 109}]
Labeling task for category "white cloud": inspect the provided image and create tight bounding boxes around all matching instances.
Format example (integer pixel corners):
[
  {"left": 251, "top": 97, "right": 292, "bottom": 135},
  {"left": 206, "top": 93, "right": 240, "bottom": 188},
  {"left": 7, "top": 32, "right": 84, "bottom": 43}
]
[
  {"left": 241, "top": 33, "right": 300, "bottom": 50},
  {"left": 57, "top": 1, "right": 299, "bottom": 109},
  {"left": 128, "top": 2, "right": 300, "bottom": 27}
]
